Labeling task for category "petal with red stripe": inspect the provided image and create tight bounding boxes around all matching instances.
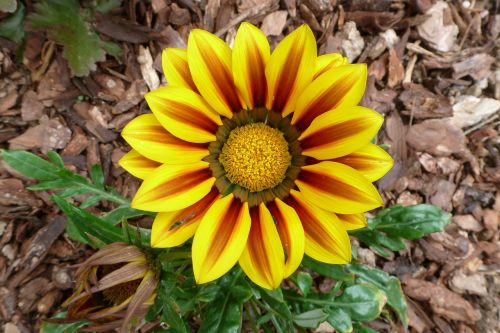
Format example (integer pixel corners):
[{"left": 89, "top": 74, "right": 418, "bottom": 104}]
[
  {"left": 151, "top": 188, "right": 220, "bottom": 247},
  {"left": 292, "top": 64, "right": 367, "bottom": 130},
  {"left": 265, "top": 25, "right": 316, "bottom": 116},
  {"left": 239, "top": 204, "right": 285, "bottom": 289},
  {"left": 336, "top": 213, "right": 367, "bottom": 231},
  {"left": 131, "top": 161, "right": 215, "bottom": 212},
  {"left": 192, "top": 195, "right": 251, "bottom": 284},
  {"left": 333, "top": 144, "right": 394, "bottom": 182},
  {"left": 314, "top": 53, "right": 348, "bottom": 78},
  {"left": 232, "top": 22, "right": 270, "bottom": 109},
  {"left": 268, "top": 199, "right": 305, "bottom": 277},
  {"left": 162, "top": 48, "right": 197, "bottom": 91},
  {"left": 145, "top": 86, "right": 221, "bottom": 143},
  {"left": 118, "top": 149, "right": 161, "bottom": 179},
  {"left": 287, "top": 190, "right": 351, "bottom": 264},
  {"left": 299, "top": 106, "right": 384, "bottom": 160},
  {"left": 296, "top": 161, "right": 383, "bottom": 214},
  {"left": 121, "top": 114, "right": 209, "bottom": 164},
  {"left": 188, "top": 29, "right": 241, "bottom": 118}
]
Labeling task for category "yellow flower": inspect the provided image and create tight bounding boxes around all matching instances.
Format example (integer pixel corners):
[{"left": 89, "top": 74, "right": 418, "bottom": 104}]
[
  {"left": 63, "top": 243, "right": 157, "bottom": 331},
  {"left": 119, "top": 23, "right": 393, "bottom": 289}
]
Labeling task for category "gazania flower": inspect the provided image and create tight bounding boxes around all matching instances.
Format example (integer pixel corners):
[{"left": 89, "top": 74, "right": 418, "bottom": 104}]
[
  {"left": 119, "top": 23, "right": 393, "bottom": 289},
  {"left": 63, "top": 243, "right": 157, "bottom": 331}
]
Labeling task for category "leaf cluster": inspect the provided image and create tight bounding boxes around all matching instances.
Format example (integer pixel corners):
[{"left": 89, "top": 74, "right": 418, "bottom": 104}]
[
  {"left": 0, "top": 150, "right": 150, "bottom": 248},
  {"left": 350, "top": 204, "right": 451, "bottom": 257},
  {"left": 25, "top": 0, "right": 121, "bottom": 76}
]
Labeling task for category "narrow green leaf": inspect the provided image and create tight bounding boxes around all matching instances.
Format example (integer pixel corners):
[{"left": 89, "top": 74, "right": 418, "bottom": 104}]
[
  {"left": 53, "top": 195, "right": 124, "bottom": 245},
  {"left": 326, "top": 308, "right": 352, "bottom": 333},
  {"left": 1, "top": 150, "right": 60, "bottom": 180},
  {"left": 47, "top": 150, "right": 65, "bottom": 168},
  {"left": 89, "top": 164, "right": 105, "bottom": 188},
  {"left": 40, "top": 312, "right": 88, "bottom": 333},
  {"left": 102, "top": 206, "right": 151, "bottom": 224},
  {"left": 334, "top": 284, "right": 386, "bottom": 322},
  {"left": 160, "top": 296, "right": 189, "bottom": 333},
  {"left": 293, "top": 309, "right": 328, "bottom": 328}
]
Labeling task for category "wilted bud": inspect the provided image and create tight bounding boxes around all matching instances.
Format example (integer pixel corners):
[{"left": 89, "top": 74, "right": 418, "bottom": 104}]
[{"left": 63, "top": 242, "right": 158, "bottom": 332}]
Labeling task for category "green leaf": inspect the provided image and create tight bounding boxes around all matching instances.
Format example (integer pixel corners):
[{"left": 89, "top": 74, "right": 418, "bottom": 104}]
[
  {"left": 370, "top": 204, "right": 451, "bottom": 239},
  {"left": 0, "top": 2, "right": 24, "bottom": 43},
  {"left": 26, "top": 0, "right": 121, "bottom": 76},
  {"left": 302, "top": 256, "right": 354, "bottom": 282},
  {"left": 350, "top": 205, "right": 450, "bottom": 257},
  {"left": 352, "top": 323, "right": 379, "bottom": 333},
  {"left": 196, "top": 284, "right": 221, "bottom": 303},
  {"left": 347, "top": 264, "right": 407, "bottom": 327},
  {"left": 102, "top": 206, "right": 151, "bottom": 224},
  {"left": 40, "top": 312, "right": 88, "bottom": 333},
  {"left": 335, "top": 284, "right": 386, "bottom": 322},
  {"left": 89, "top": 164, "right": 105, "bottom": 188},
  {"left": 198, "top": 297, "right": 241, "bottom": 333},
  {"left": 53, "top": 195, "right": 124, "bottom": 246},
  {"left": 47, "top": 150, "right": 65, "bottom": 168},
  {"left": 296, "top": 271, "right": 313, "bottom": 296},
  {"left": 326, "top": 308, "right": 352, "bottom": 333},
  {"left": 160, "top": 296, "right": 189, "bottom": 333},
  {"left": 293, "top": 309, "right": 328, "bottom": 328},
  {"left": 1, "top": 150, "right": 60, "bottom": 180}
]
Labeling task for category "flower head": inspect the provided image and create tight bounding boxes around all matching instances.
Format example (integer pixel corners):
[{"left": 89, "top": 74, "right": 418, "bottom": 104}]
[
  {"left": 63, "top": 243, "right": 157, "bottom": 331},
  {"left": 120, "top": 23, "right": 393, "bottom": 289}
]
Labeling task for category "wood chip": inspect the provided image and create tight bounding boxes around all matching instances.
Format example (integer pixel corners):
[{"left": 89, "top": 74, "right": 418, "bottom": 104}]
[
  {"left": 260, "top": 11, "right": 288, "bottom": 36},
  {"left": 402, "top": 276, "right": 482, "bottom": 322}
]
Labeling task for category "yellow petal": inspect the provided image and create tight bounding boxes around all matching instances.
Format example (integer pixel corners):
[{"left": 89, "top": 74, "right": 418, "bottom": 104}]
[
  {"left": 333, "top": 144, "right": 394, "bottom": 182},
  {"left": 131, "top": 162, "right": 215, "bottom": 212},
  {"left": 145, "top": 86, "right": 221, "bottom": 143},
  {"left": 314, "top": 53, "right": 348, "bottom": 78},
  {"left": 299, "top": 106, "right": 384, "bottom": 160},
  {"left": 288, "top": 190, "right": 351, "bottom": 264},
  {"left": 162, "top": 48, "right": 197, "bottom": 91},
  {"left": 121, "top": 114, "right": 209, "bottom": 164},
  {"left": 268, "top": 199, "right": 305, "bottom": 277},
  {"left": 239, "top": 204, "right": 285, "bottom": 289},
  {"left": 188, "top": 29, "right": 241, "bottom": 118},
  {"left": 118, "top": 149, "right": 161, "bottom": 179},
  {"left": 337, "top": 213, "right": 367, "bottom": 231},
  {"left": 232, "top": 22, "right": 270, "bottom": 109},
  {"left": 192, "top": 195, "right": 251, "bottom": 284},
  {"left": 265, "top": 24, "right": 316, "bottom": 116},
  {"left": 292, "top": 64, "right": 367, "bottom": 130},
  {"left": 151, "top": 188, "right": 220, "bottom": 247},
  {"left": 296, "top": 161, "right": 383, "bottom": 214}
]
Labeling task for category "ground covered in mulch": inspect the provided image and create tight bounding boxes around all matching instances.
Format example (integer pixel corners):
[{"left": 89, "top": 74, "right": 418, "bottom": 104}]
[{"left": 0, "top": 0, "right": 499, "bottom": 332}]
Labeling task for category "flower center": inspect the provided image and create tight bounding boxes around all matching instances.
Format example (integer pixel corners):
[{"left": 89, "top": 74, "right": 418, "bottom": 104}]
[{"left": 219, "top": 123, "right": 291, "bottom": 192}]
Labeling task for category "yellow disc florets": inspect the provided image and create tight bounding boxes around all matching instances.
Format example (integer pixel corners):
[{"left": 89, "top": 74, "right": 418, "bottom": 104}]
[{"left": 219, "top": 123, "right": 291, "bottom": 192}]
